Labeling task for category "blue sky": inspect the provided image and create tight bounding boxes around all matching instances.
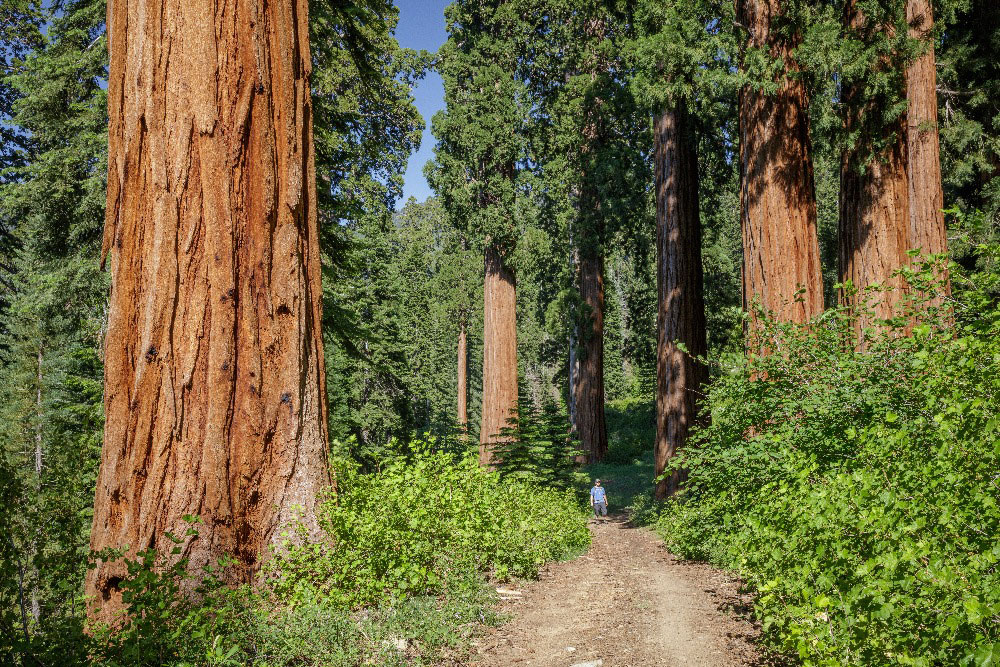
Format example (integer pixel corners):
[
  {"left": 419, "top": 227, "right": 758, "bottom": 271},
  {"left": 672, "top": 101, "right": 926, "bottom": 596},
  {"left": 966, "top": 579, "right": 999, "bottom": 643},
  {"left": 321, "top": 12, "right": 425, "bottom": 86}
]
[{"left": 395, "top": 0, "right": 450, "bottom": 206}]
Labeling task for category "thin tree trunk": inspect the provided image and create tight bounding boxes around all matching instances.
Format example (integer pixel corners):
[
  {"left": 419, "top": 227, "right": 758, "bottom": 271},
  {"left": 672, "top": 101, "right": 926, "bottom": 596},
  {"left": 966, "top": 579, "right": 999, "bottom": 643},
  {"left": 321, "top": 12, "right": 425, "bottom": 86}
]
[
  {"left": 612, "top": 261, "right": 629, "bottom": 380},
  {"left": 568, "top": 325, "right": 577, "bottom": 432},
  {"left": 88, "top": 0, "right": 330, "bottom": 624},
  {"left": 31, "top": 347, "right": 42, "bottom": 623},
  {"left": 839, "top": 0, "right": 911, "bottom": 344},
  {"left": 574, "top": 241, "right": 608, "bottom": 463},
  {"left": 906, "top": 0, "right": 950, "bottom": 300},
  {"left": 737, "top": 0, "right": 824, "bottom": 345},
  {"left": 654, "top": 103, "right": 707, "bottom": 500},
  {"left": 35, "top": 347, "right": 42, "bottom": 482},
  {"left": 568, "top": 237, "right": 578, "bottom": 435},
  {"left": 457, "top": 318, "right": 468, "bottom": 434},
  {"left": 480, "top": 246, "right": 517, "bottom": 465}
]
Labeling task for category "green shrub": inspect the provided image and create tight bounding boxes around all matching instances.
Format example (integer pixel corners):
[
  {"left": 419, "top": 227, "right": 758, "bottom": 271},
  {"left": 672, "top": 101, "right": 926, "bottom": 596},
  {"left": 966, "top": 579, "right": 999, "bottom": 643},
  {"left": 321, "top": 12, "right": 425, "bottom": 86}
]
[
  {"left": 656, "top": 259, "right": 1000, "bottom": 665},
  {"left": 272, "top": 439, "right": 590, "bottom": 605},
  {"left": 83, "top": 440, "right": 589, "bottom": 666}
]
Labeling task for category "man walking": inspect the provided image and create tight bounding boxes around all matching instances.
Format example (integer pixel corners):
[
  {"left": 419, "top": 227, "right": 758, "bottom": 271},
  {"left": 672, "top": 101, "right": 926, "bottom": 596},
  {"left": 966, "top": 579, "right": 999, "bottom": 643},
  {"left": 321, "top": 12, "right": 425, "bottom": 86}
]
[{"left": 590, "top": 478, "right": 608, "bottom": 518}]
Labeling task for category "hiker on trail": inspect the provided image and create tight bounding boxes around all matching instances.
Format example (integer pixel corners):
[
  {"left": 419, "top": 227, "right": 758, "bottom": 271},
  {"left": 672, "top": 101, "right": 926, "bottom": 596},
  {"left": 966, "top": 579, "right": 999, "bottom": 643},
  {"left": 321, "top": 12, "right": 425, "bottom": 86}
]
[{"left": 590, "top": 479, "right": 608, "bottom": 517}]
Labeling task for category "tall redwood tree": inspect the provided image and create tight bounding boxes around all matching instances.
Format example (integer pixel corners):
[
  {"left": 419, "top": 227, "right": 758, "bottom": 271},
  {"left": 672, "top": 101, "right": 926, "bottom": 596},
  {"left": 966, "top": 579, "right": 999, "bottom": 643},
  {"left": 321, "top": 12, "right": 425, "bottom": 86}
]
[
  {"left": 429, "top": 1, "right": 523, "bottom": 466},
  {"left": 88, "top": 0, "right": 330, "bottom": 623},
  {"left": 480, "top": 246, "right": 518, "bottom": 464},
  {"left": 654, "top": 103, "right": 707, "bottom": 500},
  {"left": 737, "top": 0, "right": 825, "bottom": 342},
  {"left": 573, "top": 230, "right": 608, "bottom": 463},
  {"left": 839, "top": 0, "right": 911, "bottom": 342},
  {"left": 906, "top": 0, "right": 950, "bottom": 298}
]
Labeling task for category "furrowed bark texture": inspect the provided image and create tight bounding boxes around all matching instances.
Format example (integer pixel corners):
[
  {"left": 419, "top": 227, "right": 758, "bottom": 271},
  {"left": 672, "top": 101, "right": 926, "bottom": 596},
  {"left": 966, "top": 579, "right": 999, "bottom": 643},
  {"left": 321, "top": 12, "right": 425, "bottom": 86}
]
[
  {"left": 89, "top": 0, "right": 330, "bottom": 624},
  {"left": 737, "top": 0, "right": 824, "bottom": 343},
  {"left": 906, "top": 0, "right": 950, "bottom": 299},
  {"left": 839, "top": 0, "right": 911, "bottom": 343},
  {"left": 574, "top": 240, "right": 608, "bottom": 463},
  {"left": 457, "top": 319, "right": 468, "bottom": 433},
  {"left": 654, "top": 104, "right": 707, "bottom": 500},
  {"left": 839, "top": 127, "right": 911, "bottom": 338},
  {"left": 480, "top": 246, "right": 517, "bottom": 465}
]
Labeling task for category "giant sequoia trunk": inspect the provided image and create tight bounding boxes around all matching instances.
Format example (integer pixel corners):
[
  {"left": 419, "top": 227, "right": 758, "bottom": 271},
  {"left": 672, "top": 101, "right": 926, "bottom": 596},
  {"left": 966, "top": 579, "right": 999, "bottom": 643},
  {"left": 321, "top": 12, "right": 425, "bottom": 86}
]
[
  {"left": 737, "top": 0, "right": 825, "bottom": 344},
  {"left": 906, "top": 0, "right": 950, "bottom": 299},
  {"left": 88, "top": 0, "right": 330, "bottom": 624},
  {"left": 654, "top": 104, "right": 707, "bottom": 500},
  {"left": 839, "top": 122, "right": 911, "bottom": 339},
  {"left": 574, "top": 240, "right": 609, "bottom": 463},
  {"left": 480, "top": 246, "right": 517, "bottom": 464},
  {"left": 839, "top": 0, "right": 912, "bottom": 343}
]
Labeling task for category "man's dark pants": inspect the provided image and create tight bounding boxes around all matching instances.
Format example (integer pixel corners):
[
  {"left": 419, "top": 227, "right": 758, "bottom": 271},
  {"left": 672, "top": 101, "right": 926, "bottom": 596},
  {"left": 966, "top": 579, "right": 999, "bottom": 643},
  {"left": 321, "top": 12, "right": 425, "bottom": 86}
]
[{"left": 593, "top": 501, "right": 607, "bottom": 517}]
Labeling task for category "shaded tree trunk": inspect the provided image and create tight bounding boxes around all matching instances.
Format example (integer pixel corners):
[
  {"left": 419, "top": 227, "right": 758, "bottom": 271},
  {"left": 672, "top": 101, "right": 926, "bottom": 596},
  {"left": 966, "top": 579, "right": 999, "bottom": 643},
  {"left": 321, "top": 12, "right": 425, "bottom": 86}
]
[
  {"left": 480, "top": 246, "right": 517, "bottom": 465},
  {"left": 906, "top": 0, "right": 950, "bottom": 299},
  {"left": 457, "top": 318, "right": 468, "bottom": 434},
  {"left": 88, "top": 0, "right": 330, "bottom": 625},
  {"left": 574, "top": 241, "right": 608, "bottom": 463},
  {"left": 568, "top": 324, "right": 577, "bottom": 433},
  {"left": 568, "top": 236, "right": 578, "bottom": 435},
  {"left": 839, "top": 0, "right": 911, "bottom": 344},
  {"left": 654, "top": 104, "right": 707, "bottom": 500},
  {"left": 839, "top": 126, "right": 911, "bottom": 339},
  {"left": 737, "top": 0, "right": 824, "bottom": 345},
  {"left": 31, "top": 347, "right": 41, "bottom": 623},
  {"left": 611, "top": 261, "right": 630, "bottom": 380}
]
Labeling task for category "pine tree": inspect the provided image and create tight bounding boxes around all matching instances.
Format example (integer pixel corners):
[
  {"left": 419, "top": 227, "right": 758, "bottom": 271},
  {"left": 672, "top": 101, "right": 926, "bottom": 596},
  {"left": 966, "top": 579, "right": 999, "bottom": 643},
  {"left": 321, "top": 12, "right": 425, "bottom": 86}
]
[
  {"left": 0, "top": 0, "right": 106, "bottom": 650},
  {"left": 494, "top": 378, "right": 580, "bottom": 491}
]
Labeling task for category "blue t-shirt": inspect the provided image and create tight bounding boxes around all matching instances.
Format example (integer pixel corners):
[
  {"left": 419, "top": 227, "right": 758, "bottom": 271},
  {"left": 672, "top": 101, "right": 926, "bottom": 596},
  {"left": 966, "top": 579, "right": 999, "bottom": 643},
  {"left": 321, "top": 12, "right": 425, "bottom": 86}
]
[{"left": 590, "top": 486, "right": 607, "bottom": 504}]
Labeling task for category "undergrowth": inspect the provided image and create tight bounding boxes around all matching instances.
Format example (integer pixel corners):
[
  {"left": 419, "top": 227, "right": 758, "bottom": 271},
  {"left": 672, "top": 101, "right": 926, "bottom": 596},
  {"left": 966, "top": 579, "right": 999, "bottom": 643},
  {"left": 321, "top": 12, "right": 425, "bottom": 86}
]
[
  {"left": 77, "top": 440, "right": 590, "bottom": 666},
  {"left": 653, "top": 256, "right": 1000, "bottom": 666}
]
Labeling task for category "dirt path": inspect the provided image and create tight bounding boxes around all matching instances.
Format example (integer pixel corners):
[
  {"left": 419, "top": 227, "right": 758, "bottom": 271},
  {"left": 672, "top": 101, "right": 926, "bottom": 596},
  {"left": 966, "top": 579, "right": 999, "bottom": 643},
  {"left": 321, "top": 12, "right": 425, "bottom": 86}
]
[{"left": 470, "top": 515, "right": 770, "bottom": 667}]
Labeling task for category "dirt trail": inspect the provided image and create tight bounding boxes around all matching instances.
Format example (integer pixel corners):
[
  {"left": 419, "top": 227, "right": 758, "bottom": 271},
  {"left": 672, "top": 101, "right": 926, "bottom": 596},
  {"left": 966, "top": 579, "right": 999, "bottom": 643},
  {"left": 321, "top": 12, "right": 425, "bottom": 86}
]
[{"left": 470, "top": 515, "right": 770, "bottom": 667}]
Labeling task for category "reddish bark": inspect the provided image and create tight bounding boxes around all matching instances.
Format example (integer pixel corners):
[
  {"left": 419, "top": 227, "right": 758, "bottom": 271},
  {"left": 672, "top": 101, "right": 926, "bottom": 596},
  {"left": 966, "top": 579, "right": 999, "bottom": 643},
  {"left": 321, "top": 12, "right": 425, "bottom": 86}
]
[
  {"left": 480, "top": 246, "right": 517, "bottom": 465},
  {"left": 839, "top": 125, "right": 911, "bottom": 339},
  {"left": 88, "top": 0, "right": 330, "bottom": 624},
  {"left": 574, "top": 243, "right": 608, "bottom": 463},
  {"left": 737, "top": 0, "right": 825, "bottom": 343},
  {"left": 906, "top": 0, "right": 951, "bottom": 299},
  {"left": 654, "top": 104, "right": 707, "bottom": 500},
  {"left": 839, "top": 0, "right": 912, "bottom": 343}
]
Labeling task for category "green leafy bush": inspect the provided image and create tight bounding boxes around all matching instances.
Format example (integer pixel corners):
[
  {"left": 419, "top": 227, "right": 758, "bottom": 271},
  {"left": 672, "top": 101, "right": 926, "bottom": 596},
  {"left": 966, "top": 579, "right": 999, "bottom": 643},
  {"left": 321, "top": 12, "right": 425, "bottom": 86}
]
[
  {"left": 656, "top": 259, "right": 1000, "bottom": 665},
  {"left": 273, "top": 439, "right": 590, "bottom": 605},
  {"left": 81, "top": 441, "right": 589, "bottom": 666}
]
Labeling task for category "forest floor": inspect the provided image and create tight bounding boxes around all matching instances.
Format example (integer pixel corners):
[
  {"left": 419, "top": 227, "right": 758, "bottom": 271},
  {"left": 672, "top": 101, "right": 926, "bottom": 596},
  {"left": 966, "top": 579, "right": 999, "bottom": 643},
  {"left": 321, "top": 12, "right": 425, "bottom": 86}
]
[{"left": 468, "top": 514, "right": 780, "bottom": 667}]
